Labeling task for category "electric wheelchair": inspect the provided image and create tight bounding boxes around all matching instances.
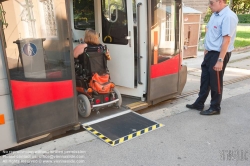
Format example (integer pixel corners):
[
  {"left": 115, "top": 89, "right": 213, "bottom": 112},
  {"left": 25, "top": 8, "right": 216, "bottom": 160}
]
[{"left": 75, "top": 45, "right": 122, "bottom": 117}]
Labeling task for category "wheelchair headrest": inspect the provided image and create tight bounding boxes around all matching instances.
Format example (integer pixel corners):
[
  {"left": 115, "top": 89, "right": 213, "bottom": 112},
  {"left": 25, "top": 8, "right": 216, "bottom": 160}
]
[{"left": 84, "top": 45, "right": 107, "bottom": 53}]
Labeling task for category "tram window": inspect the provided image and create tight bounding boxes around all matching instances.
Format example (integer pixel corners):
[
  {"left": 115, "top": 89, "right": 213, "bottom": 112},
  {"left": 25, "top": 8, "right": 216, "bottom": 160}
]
[
  {"left": 101, "top": 0, "right": 128, "bottom": 45},
  {"left": 73, "top": 0, "right": 95, "bottom": 30},
  {"left": 150, "top": 0, "right": 181, "bottom": 64},
  {"left": 3, "top": 0, "right": 73, "bottom": 81}
]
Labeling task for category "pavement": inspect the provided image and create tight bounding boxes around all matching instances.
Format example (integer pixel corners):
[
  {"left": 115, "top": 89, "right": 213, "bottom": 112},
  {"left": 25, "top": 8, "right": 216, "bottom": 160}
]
[{"left": 1, "top": 49, "right": 250, "bottom": 166}]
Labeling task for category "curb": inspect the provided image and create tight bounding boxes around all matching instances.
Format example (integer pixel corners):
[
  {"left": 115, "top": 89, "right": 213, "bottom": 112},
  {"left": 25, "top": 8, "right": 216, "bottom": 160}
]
[{"left": 233, "top": 46, "right": 250, "bottom": 52}]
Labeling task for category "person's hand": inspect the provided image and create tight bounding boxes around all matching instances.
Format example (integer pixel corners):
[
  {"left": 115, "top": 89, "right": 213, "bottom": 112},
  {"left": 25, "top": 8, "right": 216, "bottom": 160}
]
[
  {"left": 105, "top": 48, "right": 111, "bottom": 60},
  {"left": 213, "top": 61, "right": 223, "bottom": 71},
  {"left": 204, "top": 50, "right": 208, "bottom": 56}
]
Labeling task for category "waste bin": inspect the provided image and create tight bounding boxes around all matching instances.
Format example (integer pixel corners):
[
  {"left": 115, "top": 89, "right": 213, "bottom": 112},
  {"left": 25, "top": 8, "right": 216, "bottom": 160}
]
[
  {"left": 14, "top": 38, "right": 46, "bottom": 78},
  {"left": 183, "top": 6, "right": 202, "bottom": 58}
]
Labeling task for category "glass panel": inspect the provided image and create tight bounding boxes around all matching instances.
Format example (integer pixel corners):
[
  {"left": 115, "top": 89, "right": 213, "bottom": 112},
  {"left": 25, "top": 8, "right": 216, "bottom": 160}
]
[
  {"left": 41, "top": 0, "right": 57, "bottom": 37},
  {"left": 150, "top": 0, "right": 181, "bottom": 64},
  {"left": 101, "top": 0, "right": 128, "bottom": 45},
  {"left": 3, "top": 0, "right": 72, "bottom": 81},
  {"left": 73, "top": 0, "right": 95, "bottom": 30}
]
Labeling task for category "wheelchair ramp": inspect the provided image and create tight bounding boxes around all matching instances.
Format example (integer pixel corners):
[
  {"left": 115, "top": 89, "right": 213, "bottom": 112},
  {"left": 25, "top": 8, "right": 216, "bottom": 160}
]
[{"left": 82, "top": 110, "right": 164, "bottom": 146}]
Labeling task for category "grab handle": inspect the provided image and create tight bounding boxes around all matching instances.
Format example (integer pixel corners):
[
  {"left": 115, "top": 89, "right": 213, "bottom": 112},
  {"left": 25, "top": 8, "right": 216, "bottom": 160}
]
[{"left": 137, "top": 2, "right": 143, "bottom": 85}]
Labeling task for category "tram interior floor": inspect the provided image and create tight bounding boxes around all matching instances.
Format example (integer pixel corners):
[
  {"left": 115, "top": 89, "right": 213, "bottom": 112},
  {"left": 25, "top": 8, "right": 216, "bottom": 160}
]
[{"left": 78, "top": 95, "right": 141, "bottom": 124}]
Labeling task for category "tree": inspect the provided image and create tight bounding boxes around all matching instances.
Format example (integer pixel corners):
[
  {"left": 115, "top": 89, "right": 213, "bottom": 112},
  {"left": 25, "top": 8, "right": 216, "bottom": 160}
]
[{"left": 231, "top": 0, "right": 250, "bottom": 14}]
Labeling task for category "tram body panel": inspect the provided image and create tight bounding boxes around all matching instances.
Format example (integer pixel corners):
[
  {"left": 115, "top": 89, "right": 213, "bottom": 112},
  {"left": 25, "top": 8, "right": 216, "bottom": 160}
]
[
  {"left": 1, "top": 0, "right": 78, "bottom": 144},
  {"left": 0, "top": 29, "right": 18, "bottom": 151},
  {"left": 149, "top": 55, "right": 180, "bottom": 100},
  {"left": 0, "top": 95, "right": 17, "bottom": 151}
]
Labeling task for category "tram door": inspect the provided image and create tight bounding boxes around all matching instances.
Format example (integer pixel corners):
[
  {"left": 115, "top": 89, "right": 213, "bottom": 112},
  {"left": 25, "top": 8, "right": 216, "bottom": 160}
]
[
  {"left": 1, "top": 0, "right": 77, "bottom": 143},
  {"left": 95, "top": 0, "right": 149, "bottom": 99},
  {"left": 147, "top": 0, "right": 185, "bottom": 103},
  {"left": 97, "top": 0, "right": 136, "bottom": 89}
]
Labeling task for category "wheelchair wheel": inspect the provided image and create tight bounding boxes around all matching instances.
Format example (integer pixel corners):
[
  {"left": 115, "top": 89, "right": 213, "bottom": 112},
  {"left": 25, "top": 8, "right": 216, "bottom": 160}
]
[
  {"left": 113, "top": 87, "right": 122, "bottom": 108},
  {"left": 77, "top": 94, "right": 91, "bottom": 117}
]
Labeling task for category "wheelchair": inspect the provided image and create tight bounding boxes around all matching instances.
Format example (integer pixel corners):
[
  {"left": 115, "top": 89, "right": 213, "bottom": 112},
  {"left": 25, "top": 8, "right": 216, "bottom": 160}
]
[{"left": 75, "top": 45, "right": 122, "bottom": 117}]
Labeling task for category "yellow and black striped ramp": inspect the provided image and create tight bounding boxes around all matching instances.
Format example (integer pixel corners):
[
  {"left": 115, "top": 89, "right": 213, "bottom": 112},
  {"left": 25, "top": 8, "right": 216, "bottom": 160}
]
[{"left": 82, "top": 110, "right": 164, "bottom": 146}]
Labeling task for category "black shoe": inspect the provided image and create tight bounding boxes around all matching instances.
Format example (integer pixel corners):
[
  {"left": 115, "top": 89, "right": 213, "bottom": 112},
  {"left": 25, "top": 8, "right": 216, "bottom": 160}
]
[
  {"left": 186, "top": 104, "right": 203, "bottom": 111},
  {"left": 200, "top": 108, "right": 220, "bottom": 115}
]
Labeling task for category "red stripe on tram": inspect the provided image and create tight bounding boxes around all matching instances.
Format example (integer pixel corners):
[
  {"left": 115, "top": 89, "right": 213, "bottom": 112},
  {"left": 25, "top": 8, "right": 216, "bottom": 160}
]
[
  {"left": 11, "top": 80, "right": 74, "bottom": 110},
  {"left": 150, "top": 54, "right": 180, "bottom": 79}
]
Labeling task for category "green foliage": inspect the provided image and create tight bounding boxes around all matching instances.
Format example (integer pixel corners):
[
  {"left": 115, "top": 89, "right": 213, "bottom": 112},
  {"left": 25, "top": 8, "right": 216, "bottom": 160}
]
[
  {"left": 73, "top": 0, "right": 95, "bottom": 30},
  {"left": 203, "top": 8, "right": 212, "bottom": 23},
  {"left": 73, "top": 0, "right": 94, "bottom": 20},
  {"left": 200, "top": 24, "right": 206, "bottom": 39},
  {"left": 237, "top": 14, "right": 250, "bottom": 23},
  {"left": 204, "top": 4, "right": 250, "bottom": 23},
  {"left": 204, "top": 0, "right": 250, "bottom": 23},
  {"left": 199, "top": 25, "right": 250, "bottom": 49},
  {"left": 231, "top": 0, "right": 250, "bottom": 14},
  {"left": 204, "top": 14, "right": 212, "bottom": 23},
  {"left": 234, "top": 25, "right": 250, "bottom": 48}
]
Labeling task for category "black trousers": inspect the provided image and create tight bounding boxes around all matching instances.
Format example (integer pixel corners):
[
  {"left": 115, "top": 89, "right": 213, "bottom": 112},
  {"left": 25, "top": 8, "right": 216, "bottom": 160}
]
[{"left": 194, "top": 51, "right": 231, "bottom": 111}]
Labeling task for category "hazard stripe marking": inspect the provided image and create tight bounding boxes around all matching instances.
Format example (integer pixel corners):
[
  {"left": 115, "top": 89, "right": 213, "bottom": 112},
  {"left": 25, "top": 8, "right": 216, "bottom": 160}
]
[
  {"left": 84, "top": 126, "right": 113, "bottom": 144},
  {"left": 112, "top": 124, "right": 164, "bottom": 145},
  {"left": 124, "top": 136, "right": 128, "bottom": 141},
  {"left": 83, "top": 123, "right": 164, "bottom": 146},
  {"left": 82, "top": 111, "right": 164, "bottom": 146}
]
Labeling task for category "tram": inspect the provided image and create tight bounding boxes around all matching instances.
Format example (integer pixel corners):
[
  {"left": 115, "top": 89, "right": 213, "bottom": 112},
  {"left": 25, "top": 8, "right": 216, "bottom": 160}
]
[{"left": 0, "top": 0, "right": 187, "bottom": 151}]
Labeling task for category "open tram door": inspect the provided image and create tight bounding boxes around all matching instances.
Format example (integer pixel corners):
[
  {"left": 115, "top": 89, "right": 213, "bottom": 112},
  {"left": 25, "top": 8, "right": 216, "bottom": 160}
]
[
  {"left": 96, "top": 0, "right": 187, "bottom": 109},
  {"left": 69, "top": 0, "right": 187, "bottom": 112}
]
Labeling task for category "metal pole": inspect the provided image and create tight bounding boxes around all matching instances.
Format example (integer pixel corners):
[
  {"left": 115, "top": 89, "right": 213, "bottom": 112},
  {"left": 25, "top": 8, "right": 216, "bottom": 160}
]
[{"left": 229, "top": 0, "right": 233, "bottom": 9}]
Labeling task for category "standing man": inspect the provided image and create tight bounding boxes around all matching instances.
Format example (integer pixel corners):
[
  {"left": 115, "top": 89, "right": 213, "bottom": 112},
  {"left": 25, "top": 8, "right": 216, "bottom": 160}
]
[{"left": 186, "top": 0, "right": 238, "bottom": 115}]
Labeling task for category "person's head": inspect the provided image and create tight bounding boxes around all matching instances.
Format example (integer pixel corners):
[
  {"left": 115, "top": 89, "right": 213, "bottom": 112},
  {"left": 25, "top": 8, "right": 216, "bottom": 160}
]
[
  {"left": 208, "top": 0, "right": 227, "bottom": 13},
  {"left": 84, "top": 29, "right": 100, "bottom": 45}
]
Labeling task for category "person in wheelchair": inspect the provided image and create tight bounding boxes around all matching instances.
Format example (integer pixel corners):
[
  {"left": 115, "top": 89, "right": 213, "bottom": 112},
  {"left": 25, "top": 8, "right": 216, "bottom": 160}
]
[
  {"left": 73, "top": 29, "right": 121, "bottom": 118},
  {"left": 74, "top": 29, "right": 111, "bottom": 60}
]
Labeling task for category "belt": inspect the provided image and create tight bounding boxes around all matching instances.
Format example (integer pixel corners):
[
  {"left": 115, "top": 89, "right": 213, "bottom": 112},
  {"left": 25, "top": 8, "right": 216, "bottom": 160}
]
[{"left": 208, "top": 50, "right": 231, "bottom": 54}]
